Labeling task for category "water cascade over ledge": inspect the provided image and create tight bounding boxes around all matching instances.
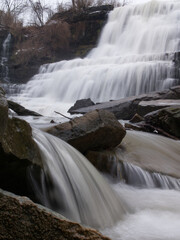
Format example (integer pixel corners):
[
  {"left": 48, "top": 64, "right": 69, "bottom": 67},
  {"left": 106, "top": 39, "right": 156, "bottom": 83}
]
[
  {"left": 30, "top": 128, "right": 127, "bottom": 229},
  {"left": 11, "top": 0, "right": 180, "bottom": 117}
]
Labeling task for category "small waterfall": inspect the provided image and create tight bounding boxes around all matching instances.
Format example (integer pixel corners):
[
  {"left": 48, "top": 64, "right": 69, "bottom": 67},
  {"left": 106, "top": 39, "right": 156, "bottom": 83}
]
[
  {"left": 122, "top": 162, "right": 180, "bottom": 190},
  {"left": 30, "top": 128, "right": 126, "bottom": 229},
  {"left": 14, "top": 0, "right": 180, "bottom": 114},
  {"left": 91, "top": 130, "right": 180, "bottom": 189},
  {"left": 1, "top": 33, "right": 11, "bottom": 82}
]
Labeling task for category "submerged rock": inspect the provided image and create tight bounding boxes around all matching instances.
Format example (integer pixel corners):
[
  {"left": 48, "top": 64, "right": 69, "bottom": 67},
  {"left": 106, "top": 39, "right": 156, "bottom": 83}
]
[
  {"left": 0, "top": 188, "right": 110, "bottom": 240},
  {"left": 46, "top": 110, "right": 126, "bottom": 153},
  {"left": 8, "top": 100, "right": 42, "bottom": 116}
]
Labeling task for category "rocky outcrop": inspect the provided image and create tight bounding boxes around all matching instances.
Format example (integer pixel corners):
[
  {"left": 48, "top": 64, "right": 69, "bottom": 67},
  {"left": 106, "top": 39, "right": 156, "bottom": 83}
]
[
  {"left": 7, "top": 5, "right": 113, "bottom": 83},
  {"left": 145, "top": 107, "right": 180, "bottom": 139},
  {"left": 70, "top": 86, "right": 180, "bottom": 119},
  {"left": 46, "top": 110, "right": 126, "bottom": 153},
  {"left": 0, "top": 188, "right": 110, "bottom": 240},
  {"left": 0, "top": 89, "right": 42, "bottom": 198},
  {"left": 8, "top": 100, "right": 41, "bottom": 116}
]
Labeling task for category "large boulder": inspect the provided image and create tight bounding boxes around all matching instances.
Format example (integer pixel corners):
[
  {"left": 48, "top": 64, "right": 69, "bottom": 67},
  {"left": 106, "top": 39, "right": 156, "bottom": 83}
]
[
  {"left": 1, "top": 117, "right": 41, "bottom": 165},
  {"left": 0, "top": 116, "right": 42, "bottom": 199},
  {"left": 46, "top": 110, "right": 126, "bottom": 153},
  {"left": 0, "top": 188, "right": 110, "bottom": 240},
  {"left": 145, "top": 107, "right": 180, "bottom": 139},
  {"left": 0, "top": 87, "right": 8, "bottom": 141}
]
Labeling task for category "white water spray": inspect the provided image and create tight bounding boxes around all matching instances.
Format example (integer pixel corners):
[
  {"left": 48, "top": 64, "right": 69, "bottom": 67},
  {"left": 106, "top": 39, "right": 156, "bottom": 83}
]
[{"left": 10, "top": 0, "right": 180, "bottom": 117}]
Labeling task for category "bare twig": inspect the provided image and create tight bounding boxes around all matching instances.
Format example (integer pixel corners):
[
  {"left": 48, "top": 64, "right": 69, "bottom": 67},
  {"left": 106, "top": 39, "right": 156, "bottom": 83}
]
[{"left": 54, "top": 111, "right": 72, "bottom": 120}]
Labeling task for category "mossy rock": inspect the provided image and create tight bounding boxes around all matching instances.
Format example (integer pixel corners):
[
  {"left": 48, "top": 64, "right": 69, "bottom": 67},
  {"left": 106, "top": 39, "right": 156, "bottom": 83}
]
[{"left": 2, "top": 117, "right": 42, "bottom": 166}]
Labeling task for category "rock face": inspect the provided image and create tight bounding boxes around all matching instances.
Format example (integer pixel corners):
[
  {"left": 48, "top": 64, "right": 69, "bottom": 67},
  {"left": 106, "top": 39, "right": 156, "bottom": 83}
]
[
  {"left": 70, "top": 86, "right": 180, "bottom": 120},
  {"left": 145, "top": 107, "right": 180, "bottom": 138},
  {"left": 0, "top": 188, "right": 110, "bottom": 240},
  {"left": 0, "top": 89, "right": 42, "bottom": 198},
  {"left": 46, "top": 110, "right": 126, "bottom": 153},
  {"left": 8, "top": 100, "right": 42, "bottom": 116},
  {"left": 6, "top": 5, "right": 113, "bottom": 83},
  {"left": 0, "top": 87, "right": 8, "bottom": 141}
]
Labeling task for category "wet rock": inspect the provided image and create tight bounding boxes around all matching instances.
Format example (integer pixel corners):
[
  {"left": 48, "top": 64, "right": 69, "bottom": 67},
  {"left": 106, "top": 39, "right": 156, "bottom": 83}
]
[
  {"left": 86, "top": 150, "right": 122, "bottom": 177},
  {"left": 68, "top": 98, "right": 95, "bottom": 114},
  {"left": 70, "top": 86, "right": 180, "bottom": 120},
  {"left": 125, "top": 122, "right": 145, "bottom": 132},
  {"left": 8, "top": 100, "right": 42, "bottom": 116},
  {"left": 130, "top": 113, "right": 144, "bottom": 123},
  {"left": 0, "top": 188, "right": 110, "bottom": 240},
  {"left": 2, "top": 117, "right": 41, "bottom": 165},
  {"left": 145, "top": 107, "right": 180, "bottom": 139},
  {"left": 46, "top": 110, "right": 126, "bottom": 153},
  {"left": 0, "top": 87, "right": 8, "bottom": 141},
  {"left": 137, "top": 99, "right": 180, "bottom": 117}
]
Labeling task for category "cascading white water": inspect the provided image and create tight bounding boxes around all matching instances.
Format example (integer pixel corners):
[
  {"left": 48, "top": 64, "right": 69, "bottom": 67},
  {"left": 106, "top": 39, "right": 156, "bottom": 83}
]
[
  {"left": 10, "top": 0, "right": 180, "bottom": 118},
  {"left": 122, "top": 162, "right": 180, "bottom": 189},
  {"left": 1, "top": 33, "right": 11, "bottom": 82},
  {"left": 31, "top": 128, "right": 126, "bottom": 229},
  {"left": 29, "top": 128, "right": 180, "bottom": 239}
]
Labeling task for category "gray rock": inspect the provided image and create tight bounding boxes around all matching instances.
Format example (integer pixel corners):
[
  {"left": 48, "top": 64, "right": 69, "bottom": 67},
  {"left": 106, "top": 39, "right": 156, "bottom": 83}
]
[
  {"left": 138, "top": 99, "right": 180, "bottom": 116},
  {"left": 46, "top": 110, "right": 126, "bottom": 153},
  {"left": 8, "top": 100, "right": 42, "bottom": 116},
  {"left": 68, "top": 98, "right": 95, "bottom": 114},
  {"left": 70, "top": 86, "right": 180, "bottom": 120}
]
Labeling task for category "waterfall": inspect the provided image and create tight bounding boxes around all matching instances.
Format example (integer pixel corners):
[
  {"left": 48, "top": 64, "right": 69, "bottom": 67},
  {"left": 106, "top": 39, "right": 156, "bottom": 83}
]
[
  {"left": 122, "top": 162, "right": 180, "bottom": 190},
  {"left": 1, "top": 34, "right": 11, "bottom": 83},
  {"left": 30, "top": 128, "right": 127, "bottom": 229},
  {"left": 11, "top": 0, "right": 180, "bottom": 117}
]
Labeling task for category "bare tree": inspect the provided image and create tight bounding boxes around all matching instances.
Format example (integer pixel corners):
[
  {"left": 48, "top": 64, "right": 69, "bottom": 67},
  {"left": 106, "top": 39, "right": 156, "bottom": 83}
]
[
  {"left": 28, "top": 0, "right": 54, "bottom": 27},
  {"left": 0, "top": 0, "right": 26, "bottom": 30},
  {"left": 71, "top": 0, "right": 95, "bottom": 10},
  {"left": 0, "top": 0, "right": 27, "bottom": 18}
]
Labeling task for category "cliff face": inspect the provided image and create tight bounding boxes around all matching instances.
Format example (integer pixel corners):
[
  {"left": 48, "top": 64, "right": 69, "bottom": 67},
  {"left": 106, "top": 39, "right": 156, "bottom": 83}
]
[{"left": 0, "top": 5, "right": 113, "bottom": 84}]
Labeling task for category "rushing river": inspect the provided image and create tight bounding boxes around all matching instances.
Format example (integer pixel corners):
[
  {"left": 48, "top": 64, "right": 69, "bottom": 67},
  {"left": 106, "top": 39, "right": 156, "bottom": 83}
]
[{"left": 4, "top": 0, "right": 180, "bottom": 239}]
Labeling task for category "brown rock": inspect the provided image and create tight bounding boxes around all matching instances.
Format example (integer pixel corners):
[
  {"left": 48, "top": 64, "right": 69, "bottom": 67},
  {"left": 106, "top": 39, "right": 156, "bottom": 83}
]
[
  {"left": 130, "top": 113, "right": 144, "bottom": 123},
  {"left": 46, "top": 110, "right": 126, "bottom": 153},
  {"left": 0, "top": 188, "right": 110, "bottom": 240}
]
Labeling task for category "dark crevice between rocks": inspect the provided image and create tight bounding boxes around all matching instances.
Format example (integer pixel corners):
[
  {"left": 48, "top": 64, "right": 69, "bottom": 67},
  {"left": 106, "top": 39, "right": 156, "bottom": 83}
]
[{"left": 0, "top": 143, "right": 41, "bottom": 204}]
